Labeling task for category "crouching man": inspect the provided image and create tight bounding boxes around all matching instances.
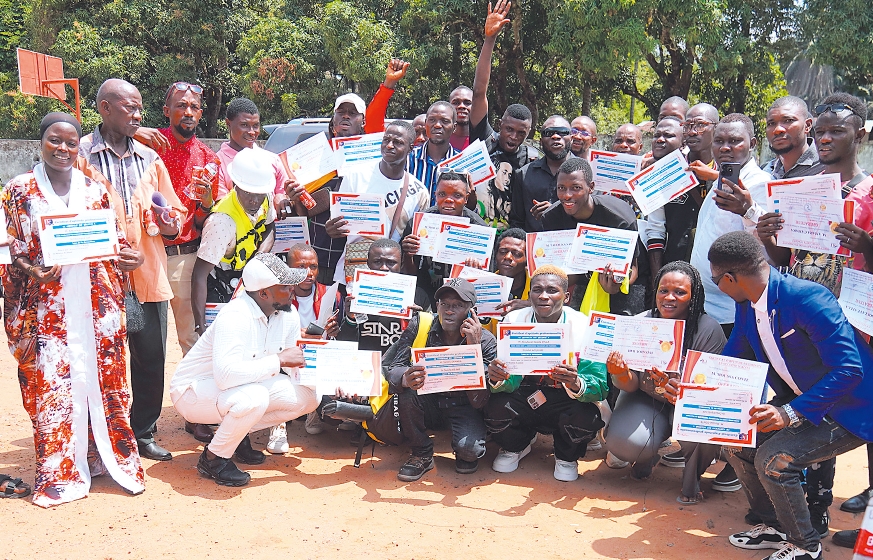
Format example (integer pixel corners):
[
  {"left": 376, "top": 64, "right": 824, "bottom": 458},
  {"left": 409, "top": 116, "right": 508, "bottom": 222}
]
[
  {"left": 386, "top": 279, "right": 496, "bottom": 481},
  {"left": 170, "top": 253, "right": 319, "bottom": 486},
  {"left": 485, "top": 265, "right": 607, "bottom": 481}
]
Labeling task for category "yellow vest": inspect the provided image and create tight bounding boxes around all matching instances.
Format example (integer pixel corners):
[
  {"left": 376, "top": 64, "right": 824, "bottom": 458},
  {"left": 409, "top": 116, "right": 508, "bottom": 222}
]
[{"left": 212, "top": 189, "right": 269, "bottom": 271}]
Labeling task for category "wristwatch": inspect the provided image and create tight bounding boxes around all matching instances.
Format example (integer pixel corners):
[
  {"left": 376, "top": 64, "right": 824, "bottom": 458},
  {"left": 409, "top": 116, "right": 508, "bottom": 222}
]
[
  {"left": 781, "top": 403, "right": 803, "bottom": 428},
  {"left": 742, "top": 202, "right": 758, "bottom": 221}
]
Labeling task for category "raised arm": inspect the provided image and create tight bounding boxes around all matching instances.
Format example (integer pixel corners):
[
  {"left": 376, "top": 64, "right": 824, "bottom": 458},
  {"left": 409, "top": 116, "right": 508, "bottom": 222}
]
[{"left": 469, "top": 0, "right": 511, "bottom": 129}]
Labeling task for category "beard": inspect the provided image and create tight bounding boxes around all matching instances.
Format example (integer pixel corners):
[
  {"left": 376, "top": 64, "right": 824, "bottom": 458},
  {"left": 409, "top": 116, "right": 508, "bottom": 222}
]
[
  {"left": 545, "top": 146, "right": 570, "bottom": 161},
  {"left": 272, "top": 302, "right": 293, "bottom": 313},
  {"left": 173, "top": 123, "right": 197, "bottom": 140},
  {"left": 768, "top": 142, "right": 797, "bottom": 155}
]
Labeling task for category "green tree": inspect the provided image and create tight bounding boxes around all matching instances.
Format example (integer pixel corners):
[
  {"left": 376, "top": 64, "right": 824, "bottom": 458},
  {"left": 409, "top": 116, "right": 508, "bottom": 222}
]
[{"left": 802, "top": 0, "right": 873, "bottom": 93}]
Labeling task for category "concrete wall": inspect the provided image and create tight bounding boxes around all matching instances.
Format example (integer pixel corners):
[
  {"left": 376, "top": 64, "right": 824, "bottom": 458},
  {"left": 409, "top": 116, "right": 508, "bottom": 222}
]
[{"left": 2, "top": 137, "right": 872, "bottom": 184}]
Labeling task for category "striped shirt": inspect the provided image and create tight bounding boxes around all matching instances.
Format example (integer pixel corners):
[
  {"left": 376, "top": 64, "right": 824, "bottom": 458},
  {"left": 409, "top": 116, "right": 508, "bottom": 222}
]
[{"left": 407, "top": 141, "right": 459, "bottom": 205}]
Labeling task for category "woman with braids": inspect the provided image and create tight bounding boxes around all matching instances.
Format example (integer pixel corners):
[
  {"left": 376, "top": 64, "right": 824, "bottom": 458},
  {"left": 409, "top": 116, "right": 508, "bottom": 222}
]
[{"left": 602, "top": 261, "right": 726, "bottom": 504}]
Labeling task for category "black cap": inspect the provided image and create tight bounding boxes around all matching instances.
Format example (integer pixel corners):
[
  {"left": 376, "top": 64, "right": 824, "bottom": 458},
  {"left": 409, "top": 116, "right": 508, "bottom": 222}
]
[{"left": 434, "top": 278, "right": 478, "bottom": 305}]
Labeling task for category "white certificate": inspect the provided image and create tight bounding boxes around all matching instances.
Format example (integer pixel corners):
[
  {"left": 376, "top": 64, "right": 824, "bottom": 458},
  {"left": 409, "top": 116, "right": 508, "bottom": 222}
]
[
  {"left": 350, "top": 268, "right": 416, "bottom": 319},
  {"left": 567, "top": 224, "right": 638, "bottom": 277},
  {"left": 681, "top": 350, "right": 769, "bottom": 394},
  {"left": 293, "top": 339, "right": 358, "bottom": 386},
  {"left": 773, "top": 194, "right": 854, "bottom": 255},
  {"left": 440, "top": 139, "right": 497, "bottom": 187},
  {"left": 331, "top": 133, "right": 384, "bottom": 176},
  {"left": 413, "top": 345, "right": 486, "bottom": 395},
  {"left": 271, "top": 216, "right": 310, "bottom": 254},
  {"left": 672, "top": 385, "right": 758, "bottom": 448},
  {"left": 433, "top": 222, "right": 497, "bottom": 267},
  {"left": 315, "top": 348, "right": 382, "bottom": 397},
  {"left": 330, "top": 192, "right": 388, "bottom": 236},
  {"left": 766, "top": 173, "right": 842, "bottom": 208},
  {"left": 204, "top": 302, "right": 225, "bottom": 328},
  {"left": 525, "top": 230, "right": 587, "bottom": 276},
  {"left": 580, "top": 312, "right": 685, "bottom": 372},
  {"left": 839, "top": 268, "right": 873, "bottom": 336},
  {"left": 278, "top": 132, "right": 338, "bottom": 191},
  {"left": 447, "top": 265, "right": 511, "bottom": 318},
  {"left": 39, "top": 209, "right": 120, "bottom": 266},
  {"left": 589, "top": 150, "right": 642, "bottom": 195},
  {"left": 410, "top": 212, "right": 470, "bottom": 257},
  {"left": 497, "top": 323, "right": 572, "bottom": 375},
  {"left": 0, "top": 208, "right": 11, "bottom": 265},
  {"left": 626, "top": 150, "right": 699, "bottom": 215}
]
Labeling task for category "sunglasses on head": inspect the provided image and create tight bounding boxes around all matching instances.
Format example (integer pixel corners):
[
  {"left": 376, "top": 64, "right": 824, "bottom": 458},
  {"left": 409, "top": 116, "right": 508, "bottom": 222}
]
[
  {"left": 814, "top": 103, "right": 864, "bottom": 120},
  {"left": 165, "top": 82, "right": 203, "bottom": 103},
  {"left": 437, "top": 167, "right": 472, "bottom": 182},
  {"left": 542, "top": 127, "right": 572, "bottom": 137}
]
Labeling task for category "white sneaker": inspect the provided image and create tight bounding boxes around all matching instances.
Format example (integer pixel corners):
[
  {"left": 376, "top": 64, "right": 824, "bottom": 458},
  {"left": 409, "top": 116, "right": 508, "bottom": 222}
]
[
  {"left": 304, "top": 411, "right": 325, "bottom": 435},
  {"left": 554, "top": 459, "right": 579, "bottom": 481},
  {"left": 587, "top": 433, "right": 603, "bottom": 451},
  {"left": 605, "top": 451, "right": 629, "bottom": 469},
  {"left": 492, "top": 445, "right": 532, "bottom": 473},
  {"left": 267, "top": 423, "right": 289, "bottom": 454},
  {"left": 729, "top": 524, "right": 789, "bottom": 550},
  {"left": 763, "top": 543, "right": 822, "bottom": 560}
]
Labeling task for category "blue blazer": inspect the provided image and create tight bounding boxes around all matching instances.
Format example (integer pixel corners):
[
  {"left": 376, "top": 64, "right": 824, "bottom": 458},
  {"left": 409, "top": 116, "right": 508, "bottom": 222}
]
[{"left": 724, "top": 268, "right": 873, "bottom": 442}]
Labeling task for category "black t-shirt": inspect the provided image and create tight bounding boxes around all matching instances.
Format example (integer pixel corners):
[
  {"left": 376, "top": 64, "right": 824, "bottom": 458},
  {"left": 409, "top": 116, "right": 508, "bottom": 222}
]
[
  {"left": 541, "top": 194, "right": 647, "bottom": 314},
  {"left": 336, "top": 286, "right": 431, "bottom": 352}
]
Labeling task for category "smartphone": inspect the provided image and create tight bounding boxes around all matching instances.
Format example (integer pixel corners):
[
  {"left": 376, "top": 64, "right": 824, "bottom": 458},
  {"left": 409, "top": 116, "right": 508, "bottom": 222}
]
[
  {"left": 305, "top": 322, "right": 325, "bottom": 336},
  {"left": 718, "top": 162, "right": 742, "bottom": 192}
]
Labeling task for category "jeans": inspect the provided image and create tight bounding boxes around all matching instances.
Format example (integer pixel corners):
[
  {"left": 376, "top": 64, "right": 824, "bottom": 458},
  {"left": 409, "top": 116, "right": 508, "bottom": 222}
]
[
  {"left": 728, "top": 415, "right": 866, "bottom": 549},
  {"left": 129, "top": 301, "right": 168, "bottom": 443},
  {"left": 398, "top": 390, "right": 486, "bottom": 462},
  {"left": 804, "top": 457, "right": 835, "bottom": 512},
  {"left": 485, "top": 386, "right": 602, "bottom": 462}
]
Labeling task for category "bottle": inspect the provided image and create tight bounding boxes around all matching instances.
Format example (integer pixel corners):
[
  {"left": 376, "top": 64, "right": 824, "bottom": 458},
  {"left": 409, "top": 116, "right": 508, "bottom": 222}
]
[{"left": 853, "top": 495, "right": 873, "bottom": 559}]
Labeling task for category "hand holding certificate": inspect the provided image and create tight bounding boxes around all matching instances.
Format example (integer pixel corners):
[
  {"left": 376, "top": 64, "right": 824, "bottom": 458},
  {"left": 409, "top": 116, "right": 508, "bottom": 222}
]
[
  {"left": 293, "top": 339, "right": 358, "bottom": 386},
  {"left": 439, "top": 140, "right": 496, "bottom": 187},
  {"left": 39, "top": 209, "right": 120, "bottom": 266},
  {"left": 580, "top": 312, "right": 685, "bottom": 372},
  {"left": 567, "top": 224, "right": 638, "bottom": 277},
  {"left": 278, "top": 132, "right": 338, "bottom": 192},
  {"left": 525, "top": 230, "right": 587, "bottom": 276},
  {"left": 315, "top": 347, "right": 382, "bottom": 397},
  {"left": 413, "top": 345, "right": 486, "bottom": 395},
  {"left": 497, "top": 324, "right": 572, "bottom": 375},
  {"left": 626, "top": 150, "right": 699, "bottom": 215},
  {"left": 350, "top": 268, "right": 417, "bottom": 318},
  {"left": 772, "top": 194, "right": 854, "bottom": 255},
  {"left": 433, "top": 222, "right": 497, "bottom": 267},
  {"left": 330, "top": 192, "right": 388, "bottom": 236},
  {"left": 447, "top": 265, "right": 511, "bottom": 318},
  {"left": 672, "top": 385, "right": 758, "bottom": 448},
  {"left": 589, "top": 150, "right": 642, "bottom": 195},
  {"left": 410, "top": 212, "right": 470, "bottom": 257}
]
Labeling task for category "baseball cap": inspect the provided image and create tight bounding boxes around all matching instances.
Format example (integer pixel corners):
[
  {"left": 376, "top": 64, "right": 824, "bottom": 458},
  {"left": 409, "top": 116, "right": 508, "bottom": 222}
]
[
  {"left": 434, "top": 278, "right": 478, "bottom": 305},
  {"left": 334, "top": 93, "right": 366, "bottom": 115},
  {"left": 242, "top": 253, "right": 308, "bottom": 291}
]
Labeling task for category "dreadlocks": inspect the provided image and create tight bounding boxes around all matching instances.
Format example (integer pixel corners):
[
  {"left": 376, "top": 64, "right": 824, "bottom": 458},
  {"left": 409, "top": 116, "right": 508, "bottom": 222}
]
[{"left": 650, "top": 261, "right": 706, "bottom": 348}]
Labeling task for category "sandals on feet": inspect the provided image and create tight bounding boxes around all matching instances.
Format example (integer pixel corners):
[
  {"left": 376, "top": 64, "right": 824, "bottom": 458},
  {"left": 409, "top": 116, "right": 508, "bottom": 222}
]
[
  {"left": 677, "top": 491, "right": 704, "bottom": 505},
  {"left": 0, "top": 474, "right": 31, "bottom": 499}
]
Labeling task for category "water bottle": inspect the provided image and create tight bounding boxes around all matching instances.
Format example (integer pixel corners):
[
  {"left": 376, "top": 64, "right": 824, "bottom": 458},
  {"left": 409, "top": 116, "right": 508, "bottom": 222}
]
[{"left": 853, "top": 495, "right": 873, "bottom": 559}]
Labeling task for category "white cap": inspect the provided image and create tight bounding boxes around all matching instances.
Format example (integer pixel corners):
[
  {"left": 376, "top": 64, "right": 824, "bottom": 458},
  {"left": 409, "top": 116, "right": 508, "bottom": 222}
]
[
  {"left": 228, "top": 148, "right": 276, "bottom": 195},
  {"left": 241, "top": 253, "right": 308, "bottom": 291},
  {"left": 334, "top": 93, "right": 366, "bottom": 115}
]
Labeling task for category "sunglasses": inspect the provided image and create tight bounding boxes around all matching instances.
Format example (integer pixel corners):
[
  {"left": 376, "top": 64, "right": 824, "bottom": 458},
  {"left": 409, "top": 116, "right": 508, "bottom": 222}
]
[
  {"left": 711, "top": 271, "right": 733, "bottom": 286},
  {"left": 165, "top": 82, "right": 203, "bottom": 103},
  {"left": 542, "top": 127, "right": 572, "bottom": 137},
  {"left": 437, "top": 167, "right": 473, "bottom": 184},
  {"left": 814, "top": 103, "right": 864, "bottom": 120},
  {"left": 570, "top": 128, "right": 592, "bottom": 138}
]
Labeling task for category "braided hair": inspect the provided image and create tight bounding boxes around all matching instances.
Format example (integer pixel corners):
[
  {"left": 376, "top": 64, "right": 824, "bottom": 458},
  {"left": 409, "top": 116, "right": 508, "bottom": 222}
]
[{"left": 650, "top": 261, "right": 706, "bottom": 348}]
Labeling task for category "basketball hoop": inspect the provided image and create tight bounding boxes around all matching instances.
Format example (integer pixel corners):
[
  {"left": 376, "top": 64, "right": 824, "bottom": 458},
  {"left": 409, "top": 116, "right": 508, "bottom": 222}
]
[{"left": 17, "top": 48, "right": 81, "bottom": 122}]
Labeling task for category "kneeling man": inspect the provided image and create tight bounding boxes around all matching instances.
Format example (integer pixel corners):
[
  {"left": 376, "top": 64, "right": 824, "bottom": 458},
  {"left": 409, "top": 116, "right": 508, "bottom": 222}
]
[
  {"left": 485, "top": 265, "right": 607, "bottom": 481},
  {"left": 170, "top": 253, "right": 318, "bottom": 486}
]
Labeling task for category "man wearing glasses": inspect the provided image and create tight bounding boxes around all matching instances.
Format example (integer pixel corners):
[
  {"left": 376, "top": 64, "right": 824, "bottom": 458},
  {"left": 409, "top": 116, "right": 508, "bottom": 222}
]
[
  {"left": 510, "top": 116, "right": 576, "bottom": 232},
  {"left": 569, "top": 116, "right": 597, "bottom": 160},
  {"left": 386, "top": 279, "right": 496, "bottom": 481}
]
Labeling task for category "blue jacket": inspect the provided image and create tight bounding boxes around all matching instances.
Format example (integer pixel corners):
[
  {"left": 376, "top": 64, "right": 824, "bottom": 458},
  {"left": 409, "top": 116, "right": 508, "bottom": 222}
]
[{"left": 724, "top": 268, "right": 873, "bottom": 441}]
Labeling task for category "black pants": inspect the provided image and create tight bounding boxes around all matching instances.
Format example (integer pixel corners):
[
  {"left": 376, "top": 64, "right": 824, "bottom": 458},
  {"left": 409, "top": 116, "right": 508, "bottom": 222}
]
[
  {"left": 484, "top": 386, "right": 603, "bottom": 462},
  {"left": 129, "top": 301, "right": 168, "bottom": 443},
  {"left": 397, "top": 390, "right": 486, "bottom": 462}
]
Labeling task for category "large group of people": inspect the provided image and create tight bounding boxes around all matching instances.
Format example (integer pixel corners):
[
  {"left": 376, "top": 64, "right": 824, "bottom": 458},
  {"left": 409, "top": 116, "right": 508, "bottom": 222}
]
[{"left": 1, "top": 2, "right": 872, "bottom": 559}]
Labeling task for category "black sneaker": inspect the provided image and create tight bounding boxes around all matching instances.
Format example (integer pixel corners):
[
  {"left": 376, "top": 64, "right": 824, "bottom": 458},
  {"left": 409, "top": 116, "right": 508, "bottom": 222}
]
[
  {"left": 760, "top": 543, "right": 822, "bottom": 559},
  {"left": 455, "top": 457, "right": 479, "bottom": 474},
  {"left": 197, "top": 449, "right": 251, "bottom": 487},
  {"left": 397, "top": 455, "right": 434, "bottom": 482},
  {"left": 712, "top": 463, "right": 742, "bottom": 492},
  {"left": 832, "top": 528, "right": 859, "bottom": 548},
  {"left": 808, "top": 507, "right": 829, "bottom": 539},
  {"left": 840, "top": 486, "right": 873, "bottom": 513},
  {"left": 233, "top": 435, "right": 266, "bottom": 465},
  {"left": 659, "top": 451, "right": 685, "bottom": 468},
  {"left": 729, "top": 524, "right": 789, "bottom": 550}
]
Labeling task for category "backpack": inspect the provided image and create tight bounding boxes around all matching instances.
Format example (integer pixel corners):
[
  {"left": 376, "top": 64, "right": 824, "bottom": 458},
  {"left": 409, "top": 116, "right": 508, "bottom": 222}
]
[{"left": 353, "top": 312, "right": 433, "bottom": 467}]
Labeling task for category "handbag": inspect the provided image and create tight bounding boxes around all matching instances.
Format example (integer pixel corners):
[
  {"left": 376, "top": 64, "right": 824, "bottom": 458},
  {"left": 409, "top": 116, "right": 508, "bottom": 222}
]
[
  {"left": 343, "top": 172, "right": 410, "bottom": 282},
  {"left": 124, "top": 278, "right": 146, "bottom": 334}
]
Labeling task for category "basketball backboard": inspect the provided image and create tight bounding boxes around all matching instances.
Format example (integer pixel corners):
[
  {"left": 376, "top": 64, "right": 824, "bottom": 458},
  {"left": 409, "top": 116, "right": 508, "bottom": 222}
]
[{"left": 17, "top": 48, "right": 67, "bottom": 100}]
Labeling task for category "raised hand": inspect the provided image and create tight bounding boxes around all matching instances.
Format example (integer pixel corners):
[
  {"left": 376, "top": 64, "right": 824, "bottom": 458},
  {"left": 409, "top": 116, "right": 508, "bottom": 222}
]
[
  {"left": 485, "top": 0, "right": 512, "bottom": 38},
  {"left": 384, "top": 58, "right": 410, "bottom": 89}
]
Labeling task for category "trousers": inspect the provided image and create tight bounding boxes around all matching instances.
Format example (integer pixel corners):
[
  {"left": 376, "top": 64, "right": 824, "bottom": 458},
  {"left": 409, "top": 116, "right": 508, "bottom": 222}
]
[
  {"left": 167, "top": 253, "right": 199, "bottom": 355},
  {"left": 398, "top": 390, "right": 486, "bottom": 462},
  {"left": 172, "top": 374, "right": 319, "bottom": 458},
  {"left": 129, "top": 300, "right": 168, "bottom": 443}
]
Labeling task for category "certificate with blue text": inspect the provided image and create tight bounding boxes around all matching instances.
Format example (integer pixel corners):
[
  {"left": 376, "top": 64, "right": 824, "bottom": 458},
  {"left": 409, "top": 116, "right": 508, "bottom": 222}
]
[
  {"left": 496, "top": 323, "right": 572, "bottom": 375},
  {"left": 330, "top": 192, "right": 388, "bottom": 236},
  {"left": 293, "top": 339, "right": 358, "bottom": 387},
  {"left": 413, "top": 345, "right": 486, "bottom": 395},
  {"left": 39, "top": 209, "right": 120, "bottom": 266},
  {"left": 580, "top": 312, "right": 685, "bottom": 372},
  {"left": 448, "top": 265, "right": 512, "bottom": 318},
  {"left": 589, "top": 150, "right": 642, "bottom": 195},
  {"left": 331, "top": 133, "right": 384, "bottom": 176},
  {"left": 672, "top": 385, "right": 758, "bottom": 448},
  {"left": 839, "top": 268, "right": 873, "bottom": 336},
  {"left": 271, "top": 216, "right": 310, "bottom": 254},
  {"left": 433, "top": 222, "right": 497, "bottom": 267},
  {"left": 350, "top": 268, "right": 416, "bottom": 318},
  {"left": 567, "top": 224, "right": 638, "bottom": 277},
  {"left": 773, "top": 194, "right": 854, "bottom": 255},
  {"left": 626, "top": 150, "right": 699, "bottom": 215}
]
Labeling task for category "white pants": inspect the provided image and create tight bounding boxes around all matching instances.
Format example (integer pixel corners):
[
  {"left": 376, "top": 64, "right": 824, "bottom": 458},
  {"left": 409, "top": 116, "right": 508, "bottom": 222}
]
[{"left": 172, "top": 375, "right": 318, "bottom": 458}]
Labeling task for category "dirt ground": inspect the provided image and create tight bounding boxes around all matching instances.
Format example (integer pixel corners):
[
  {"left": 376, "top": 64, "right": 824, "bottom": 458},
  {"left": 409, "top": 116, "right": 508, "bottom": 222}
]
[{"left": 0, "top": 310, "right": 867, "bottom": 560}]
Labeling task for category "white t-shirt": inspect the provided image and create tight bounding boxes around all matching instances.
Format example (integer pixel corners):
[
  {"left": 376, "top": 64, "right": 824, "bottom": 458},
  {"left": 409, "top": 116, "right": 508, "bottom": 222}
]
[
  {"left": 333, "top": 161, "right": 429, "bottom": 282},
  {"left": 296, "top": 291, "right": 317, "bottom": 326},
  {"left": 197, "top": 200, "right": 276, "bottom": 268}
]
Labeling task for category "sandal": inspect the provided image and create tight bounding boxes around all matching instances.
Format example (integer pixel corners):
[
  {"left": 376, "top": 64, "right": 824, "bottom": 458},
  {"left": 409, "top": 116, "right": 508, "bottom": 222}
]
[
  {"left": 677, "top": 491, "right": 704, "bottom": 505},
  {"left": 0, "top": 474, "right": 31, "bottom": 499}
]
